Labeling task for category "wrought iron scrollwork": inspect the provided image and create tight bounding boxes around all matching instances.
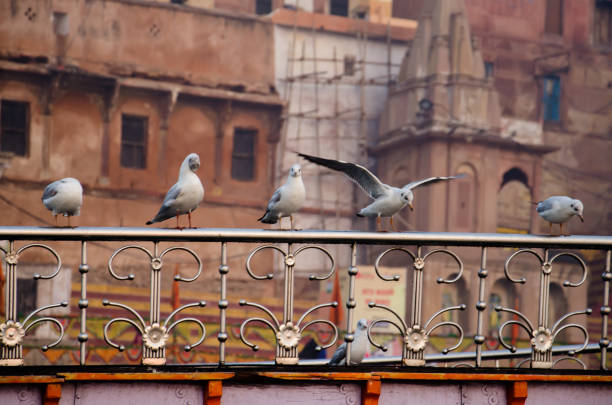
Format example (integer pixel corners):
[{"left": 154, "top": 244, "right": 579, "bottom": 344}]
[
  {"left": 0, "top": 242, "right": 68, "bottom": 366},
  {"left": 368, "top": 246, "right": 466, "bottom": 366},
  {"left": 497, "top": 248, "right": 590, "bottom": 369},
  {"left": 239, "top": 243, "right": 338, "bottom": 364},
  {"left": 102, "top": 243, "right": 206, "bottom": 365}
]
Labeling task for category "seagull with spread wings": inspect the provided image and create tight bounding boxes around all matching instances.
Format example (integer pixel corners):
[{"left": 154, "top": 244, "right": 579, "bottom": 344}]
[{"left": 298, "top": 152, "right": 466, "bottom": 231}]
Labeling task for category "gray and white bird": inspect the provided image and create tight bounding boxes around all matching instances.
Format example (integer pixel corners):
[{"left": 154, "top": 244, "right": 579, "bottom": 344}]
[
  {"left": 536, "top": 196, "right": 584, "bottom": 236},
  {"left": 258, "top": 164, "right": 305, "bottom": 230},
  {"left": 329, "top": 318, "right": 369, "bottom": 365},
  {"left": 298, "top": 152, "right": 465, "bottom": 231},
  {"left": 41, "top": 177, "right": 83, "bottom": 227},
  {"left": 146, "top": 153, "right": 204, "bottom": 229}
]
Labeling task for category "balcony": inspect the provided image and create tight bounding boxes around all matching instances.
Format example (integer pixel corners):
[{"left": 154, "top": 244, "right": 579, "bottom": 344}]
[{"left": 0, "top": 227, "right": 611, "bottom": 404}]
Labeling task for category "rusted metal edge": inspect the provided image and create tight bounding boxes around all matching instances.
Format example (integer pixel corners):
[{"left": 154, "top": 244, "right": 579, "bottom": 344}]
[
  {"left": 57, "top": 372, "right": 235, "bottom": 381},
  {"left": 0, "top": 376, "right": 64, "bottom": 384},
  {"left": 256, "top": 371, "right": 375, "bottom": 381},
  {"left": 372, "top": 372, "right": 612, "bottom": 383}
]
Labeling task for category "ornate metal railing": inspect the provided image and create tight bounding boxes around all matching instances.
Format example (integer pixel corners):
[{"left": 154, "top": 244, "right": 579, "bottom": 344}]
[{"left": 0, "top": 227, "right": 610, "bottom": 370}]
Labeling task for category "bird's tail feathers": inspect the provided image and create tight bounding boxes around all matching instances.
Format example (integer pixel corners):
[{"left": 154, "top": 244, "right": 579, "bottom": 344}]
[
  {"left": 356, "top": 212, "right": 365, "bottom": 217},
  {"left": 258, "top": 210, "right": 278, "bottom": 224},
  {"left": 146, "top": 220, "right": 154, "bottom": 225}
]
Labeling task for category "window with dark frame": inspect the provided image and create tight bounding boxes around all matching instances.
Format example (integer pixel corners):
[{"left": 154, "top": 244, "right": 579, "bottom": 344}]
[
  {"left": 231, "top": 128, "right": 256, "bottom": 181},
  {"left": 544, "top": 0, "right": 563, "bottom": 35},
  {"left": 0, "top": 99, "right": 29, "bottom": 156},
  {"left": 595, "top": 0, "right": 612, "bottom": 47},
  {"left": 542, "top": 75, "right": 561, "bottom": 122},
  {"left": 255, "top": 0, "right": 272, "bottom": 15},
  {"left": 120, "top": 114, "right": 148, "bottom": 169},
  {"left": 330, "top": 0, "right": 349, "bottom": 17},
  {"left": 484, "top": 62, "right": 494, "bottom": 78}
]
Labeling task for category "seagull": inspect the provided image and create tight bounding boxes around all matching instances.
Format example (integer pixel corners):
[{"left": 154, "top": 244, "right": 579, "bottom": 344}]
[
  {"left": 298, "top": 152, "right": 466, "bottom": 231},
  {"left": 329, "top": 318, "right": 369, "bottom": 365},
  {"left": 146, "top": 153, "right": 204, "bottom": 229},
  {"left": 258, "top": 164, "right": 305, "bottom": 230},
  {"left": 41, "top": 177, "right": 83, "bottom": 227},
  {"left": 536, "top": 196, "right": 584, "bottom": 236}
]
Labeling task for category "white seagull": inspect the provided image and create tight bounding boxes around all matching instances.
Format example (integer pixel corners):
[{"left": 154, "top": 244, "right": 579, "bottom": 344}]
[
  {"left": 258, "top": 164, "right": 305, "bottom": 230},
  {"left": 41, "top": 177, "right": 83, "bottom": 227},
  {"left": 329, "top": 318, "right": 369, "bottom": 365},
  {"left": 536, "top": 196, "right": 584, "bottom": 236},
  {"left": 146, "top": 153, "right": 204, "bottom": 229},
  {"left": 298, "top": 153, "right": 466, "bottom": 231}
]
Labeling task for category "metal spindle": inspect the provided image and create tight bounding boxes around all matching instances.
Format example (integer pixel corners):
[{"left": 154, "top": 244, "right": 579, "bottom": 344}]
[
  {"left": 218, "top": 242, "right": 229, "bottom": 365},
  {"left": 601, "top": 250, "right": 611, "bottom": 370},
  {"left": 78, "top": 241, "right": 89, "bottom": 365},
  {"left": 474, "top": 246, "right": 488, "bottom": 367}
]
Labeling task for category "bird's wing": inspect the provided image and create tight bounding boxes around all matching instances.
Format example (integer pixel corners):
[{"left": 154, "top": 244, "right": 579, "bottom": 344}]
[
  {"left": 299, "top": 153, "right": 389, "bottom": 199},
  {"left": 41, "top": 181, "right": 59, "bottom": 201},
  {"left": 149, "top": 183, "right": 183, "bottom": 223},
  {"left": 329, "top": 342, "right": 346, "bottom": 365},
  {"left": 536, "top": 199, "right": 555, "bottom": 213},
  {"left": 402, "top": 173, "right": 467, "bottom": 190},
  {"left": 266, "top": 188, "right": 282, "bottom": 210},
  {"left": 161, "top": 182, "right": 183, "bottom": 208}
]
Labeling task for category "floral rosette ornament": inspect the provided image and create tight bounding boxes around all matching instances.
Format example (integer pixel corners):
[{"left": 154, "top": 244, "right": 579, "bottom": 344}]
[
  {"left": 276, "top": 322, "right": 301, "bottom": 349},
  {"left": 531, "top": 327, "right": 553, "bottom": 353},
  {"left": 143, "top": 323, "right": 168, "bottom": 351},
  {"left": 405, "top": 326, "right": 428, "bottom": 352},
  {"left": 0, "top": 320, "right": 26, "bottom": 347}
]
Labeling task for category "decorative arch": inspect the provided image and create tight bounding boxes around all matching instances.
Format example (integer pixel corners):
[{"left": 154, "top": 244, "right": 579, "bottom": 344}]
[{"left": 497, "top": 167, "right": 532, "bottom": 233}]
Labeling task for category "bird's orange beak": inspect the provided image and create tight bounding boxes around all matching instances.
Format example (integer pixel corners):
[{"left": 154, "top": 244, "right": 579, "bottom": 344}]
[{"left": 409, "top": 203, "right": 414, "bottom": 211}]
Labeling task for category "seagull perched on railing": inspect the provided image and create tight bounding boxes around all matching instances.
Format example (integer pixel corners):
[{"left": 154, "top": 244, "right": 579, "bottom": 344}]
[
  {"left": 298, "top": 152, "right": 466, "bottom": 231},
  {"left": 536, "top": 196, "right": 584, "bottom": 236},
  {"left": 258, "top": 164, "right": 305, "bottom": 230},
  {"left": 146, "top": 153, "right": 204, "bottom": 229},
  {"left": 329, "top": 318, "right": 369, "bottom": 365},
  {"left": 42, "top": 177, "right": 83, "bottom": 227}
]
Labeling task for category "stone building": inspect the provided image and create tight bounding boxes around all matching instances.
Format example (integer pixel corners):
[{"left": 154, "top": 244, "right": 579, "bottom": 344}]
[{"left": 0, "top": 0, "right": 284, "bottom": 364}]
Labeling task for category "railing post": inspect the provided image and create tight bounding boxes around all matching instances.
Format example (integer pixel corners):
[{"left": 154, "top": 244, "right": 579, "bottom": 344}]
[
  {"left": 143, "top": 241, "right": 165, "bottom": 365},
  {"left": 78, "top": 241, "right": 89, "bottom": 365},
  {"left": 0, "top": 240, "right": 21, "bottom": 366},
  {"left": 474, "top": 246, "right": 488, "bottom": 367},
  {"left": 601, "top": 250, "right": 611, "bottom": 370},
  {"left": 345, "top": 242, "right": 358, "bottom": 365},
  {"left": 218, "top": 242, "right": 229, "bottom": 365}
]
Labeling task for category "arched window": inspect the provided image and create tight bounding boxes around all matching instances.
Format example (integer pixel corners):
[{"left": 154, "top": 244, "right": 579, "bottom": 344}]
[{"left": 497, "top": 167, "right": 532, "bottom": 233}]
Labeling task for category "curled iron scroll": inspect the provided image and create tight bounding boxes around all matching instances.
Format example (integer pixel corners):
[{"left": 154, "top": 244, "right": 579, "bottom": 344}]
[
  {"left": 294, "top": 245, "right": 336, "bottom": 281},
  {"left": 159, "top": 246, "right": 203, "bottom": 282},
  {"left": 245, "top": 245, "right": 284, "bottom": 280},
  {"left": 108, "top": 245, "right": 152, "bottom": 280},
  {"left": 422, "top": 249, "right": 464, "bottom": 284},
  {"left": 504, "top": 249, "right": 543, "bottom": 284},
  {"left": 17, "top": 243, "right": 62, "bottom": 280},
  {"left": 374, "top": 247, "right": 414, "bottom": 281},
  {"left": 549, "top": 252, "right": 588, "bottom": 287}
]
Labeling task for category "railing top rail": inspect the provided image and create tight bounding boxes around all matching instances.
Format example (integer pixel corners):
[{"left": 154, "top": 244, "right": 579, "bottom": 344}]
[{"left": 0, "top": 226, "right": 609, "bottom": 249}]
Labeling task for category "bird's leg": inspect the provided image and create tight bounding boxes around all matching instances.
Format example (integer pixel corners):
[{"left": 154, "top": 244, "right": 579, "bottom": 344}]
[
  {"left": 290, "top": 215, "right": 294, "bottom": 230},
  {"left": 188, "top": 211, "right": 193, "bottom": 228},
  {"left": 67, "top": 216, "right": 72, "bottom": 228},
  {"left": 54, "top": 214, "right": 58, "bottom": 227},
  {"left": 376, "top": 216, "right": 381, "bottom": 232},
  {"left": 175, "top": 215, "right": 182, "bottom": 230},
  {"left": 390, "top": 216, "right": 398, "bottom": 232},
  {"left": 549, "top": 222, "right": 553, "bottom": 236}
]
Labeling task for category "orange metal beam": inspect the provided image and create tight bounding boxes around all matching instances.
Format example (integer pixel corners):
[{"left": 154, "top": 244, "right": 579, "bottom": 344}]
[
  {"left": 362, "top": 377, "right": 381, "bottom": 405},
  {"left": 204, "top": 380, "right": 223, "bottom": 405},
  {"left": 373, "top": 372, "right": 612, "bottom": 383},
  {"left": 507, "top": 381, "right": 528, "bottom": 405},
  {"left": 43, "top": 383, "right": 62, "bottom": 405},
  {"left": 0, "top": 376, "right": 64, "bottom": 384},
  {"left": 57, "top": 372, "right": 234, "bottom": 382}
]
